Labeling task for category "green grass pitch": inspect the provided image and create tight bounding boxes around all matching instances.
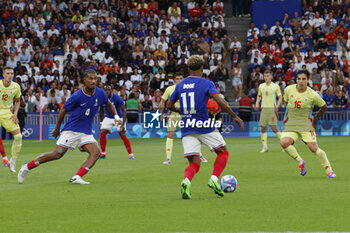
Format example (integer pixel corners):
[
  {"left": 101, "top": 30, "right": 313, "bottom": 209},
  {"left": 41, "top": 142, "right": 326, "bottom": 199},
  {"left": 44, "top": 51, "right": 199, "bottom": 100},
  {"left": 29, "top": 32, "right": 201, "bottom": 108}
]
[{"left": 0, "top": 136, "right": 349, "bottom": 232}]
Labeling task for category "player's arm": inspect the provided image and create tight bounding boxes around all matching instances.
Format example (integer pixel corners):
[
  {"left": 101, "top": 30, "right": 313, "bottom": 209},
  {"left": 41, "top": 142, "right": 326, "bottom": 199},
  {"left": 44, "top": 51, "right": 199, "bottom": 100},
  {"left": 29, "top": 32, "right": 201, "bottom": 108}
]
[
  {"left": 120, "top": 104, "right": 127, "bottom": 126},
  {"left": 212, "top": 93, "right": 244, "bottom": 130},
  {"left": 12, "top": 97, "right": 21, "bottom": 124},
  {"left": 52, "top": 108, "right": 67, "bottom": 138},
  {"left": 159, "top": 98, "right": 166, "bottom": 122},
  {"left": 106, "top": 101, "right": 122, "bottom": 125},
  {"left": 313, "top": 104, "right": 327, "bottom": 123},
  {"left": 276, "top": 95, "right": 282, "bottom": 110},
  {"left": 254, "top": 94, "right": 261, "bottom": 111},
  {"left": 166, "top": 100, "right": 180, "bottom": 113},
  {"left": 99, "top": 106, "right": 104, "bottom": 124}
]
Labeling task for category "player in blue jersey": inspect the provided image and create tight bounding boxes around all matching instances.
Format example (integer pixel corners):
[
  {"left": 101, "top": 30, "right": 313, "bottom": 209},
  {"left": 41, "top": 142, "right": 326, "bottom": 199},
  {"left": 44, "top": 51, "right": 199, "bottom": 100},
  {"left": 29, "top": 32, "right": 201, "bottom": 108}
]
[
  {"left": 18, "top": 70, "right": 121, "bottom": 184},
  {"left": 99, "top": 85, "right": 134, "bottom": 159},
  {"left": 167, "top": 55, "right": 245, "bottom": 199}
]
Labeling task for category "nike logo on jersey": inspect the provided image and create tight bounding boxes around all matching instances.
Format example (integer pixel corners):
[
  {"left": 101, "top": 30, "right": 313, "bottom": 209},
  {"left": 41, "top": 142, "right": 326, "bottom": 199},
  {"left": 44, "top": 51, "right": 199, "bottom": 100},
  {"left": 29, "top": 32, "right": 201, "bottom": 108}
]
[{"left": 80, "top": 103, "right": 86, "bottom": 106}]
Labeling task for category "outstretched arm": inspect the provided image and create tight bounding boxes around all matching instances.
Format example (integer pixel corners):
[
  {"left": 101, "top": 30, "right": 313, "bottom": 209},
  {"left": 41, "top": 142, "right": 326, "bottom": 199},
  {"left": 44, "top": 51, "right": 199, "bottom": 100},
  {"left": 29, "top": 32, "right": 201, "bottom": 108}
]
[
  {"left": 212, "top": 93, "right": 244, "bottom": 130},
  {"left": 52, "top": 108, "right": 67, "bottom": 138}
]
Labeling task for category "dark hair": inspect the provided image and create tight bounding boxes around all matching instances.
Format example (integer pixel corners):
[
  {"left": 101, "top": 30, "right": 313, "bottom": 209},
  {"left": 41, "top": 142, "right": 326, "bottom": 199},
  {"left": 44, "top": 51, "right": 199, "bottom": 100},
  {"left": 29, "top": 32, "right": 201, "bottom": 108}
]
[
  {"left": 83, "top": 69, "right": 96, "bottom": 78},
  {"left": 296, "top": 69, "right": 310, "bottom": 79},
  {"left": 174, "top": 72, "right": 184, "bottom": 78}
]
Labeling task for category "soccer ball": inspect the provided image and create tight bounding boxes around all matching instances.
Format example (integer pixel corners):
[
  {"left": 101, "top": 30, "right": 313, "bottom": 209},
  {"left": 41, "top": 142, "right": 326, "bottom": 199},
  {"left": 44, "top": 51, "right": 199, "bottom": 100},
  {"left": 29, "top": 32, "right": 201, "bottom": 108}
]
[{"left": 220, "top": 175, "right": 237, "bottom": 193}]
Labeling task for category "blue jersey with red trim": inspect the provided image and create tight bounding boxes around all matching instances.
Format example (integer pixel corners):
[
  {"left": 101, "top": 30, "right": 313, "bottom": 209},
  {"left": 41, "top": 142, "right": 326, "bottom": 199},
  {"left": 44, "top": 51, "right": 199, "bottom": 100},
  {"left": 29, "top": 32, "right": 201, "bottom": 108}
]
[
  {"left": 169, "top": 77, "right": 219, "bottom": 136},
  {"left": 104, "top": 93, "right": 124, "bottom": 118},
  {"left": 62, "top": 87, "right": 109, "bottom": 134}
]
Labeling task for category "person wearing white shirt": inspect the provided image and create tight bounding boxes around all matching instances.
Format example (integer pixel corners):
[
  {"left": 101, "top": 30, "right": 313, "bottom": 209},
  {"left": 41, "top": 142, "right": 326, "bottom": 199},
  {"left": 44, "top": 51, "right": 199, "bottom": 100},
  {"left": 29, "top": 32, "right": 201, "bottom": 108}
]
[
  {"left": 213, "top": 18, "right": 225, "bottom": 29},
  {"left": 301, "top": 15, "right": 314, "bottom": 27},
  {"left": 187, "top": 0, "right": 196, "bottom": 10},
  {"left": 93, "top": 47, "right": 106, "bottom": 63},
  {"left": 18, "top": 46, "right": 31, "bottom": 64},
  {"left": 47, "top": 25, "right": 60, "bottom": 38},
  {"left": 36, "top": 23, "right": 46, "bottom": 39},
  {"left": 130, "top": 68, "right": 142, "bottom": 83},
  {"left": 312, "top": 12, "right": 324, "bottom": 28},
  {"left": 269, "top": 20, "right": 283, "bottom": 36},
  {"left": 294, "top": 56, "right": 305, "bottom": 71},
  {"left": 79, "top": 44, "right": 92, "bottom": 60},
  {"left": 33, "top": 92, "right": 48, "bottom": 112},
  {"left": 6, "top": 53, "right": 18, "bottom": 68},
  {"left": 229, "top": 36, "right": 242, "bottom": 52},
  {"left": 52, "top": 60, "right": 64, "bottom": 76},
  {"left": 305, "top": 57, "right": 318, "bottom": 73}
]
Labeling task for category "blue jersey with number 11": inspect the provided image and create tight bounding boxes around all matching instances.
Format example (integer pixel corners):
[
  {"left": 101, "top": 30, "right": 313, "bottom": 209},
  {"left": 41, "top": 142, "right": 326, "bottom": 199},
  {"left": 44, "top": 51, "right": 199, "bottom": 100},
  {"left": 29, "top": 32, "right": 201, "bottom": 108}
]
[
  {"left": 62, "top": 87, "right": 109, "bottom": 134},
  {"left": 169, "top": 77, "right": 219, "bottom": 136}
]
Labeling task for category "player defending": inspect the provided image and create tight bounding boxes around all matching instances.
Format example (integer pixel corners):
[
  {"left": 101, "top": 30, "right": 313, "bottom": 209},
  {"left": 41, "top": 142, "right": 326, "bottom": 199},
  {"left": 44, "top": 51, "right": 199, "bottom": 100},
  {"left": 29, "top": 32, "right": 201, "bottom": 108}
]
[
  {"left": 0, "top": 67, "right": 22, "bottom": 172},
  {"left": 160, "top": 72, "right": 207, "bottom": 164},
  {"left": 99, "top": 85, "right": 134, "bottom": 159},
  {"left": 255, "top": 70, "right": 282, "bottom": 152},
  {"left": 167, "top": 55, "right": 244, "bottom": 199},
  {"left": 280, "top": 69, "right": 336, "bottom": 178},
  {"left": 18, "top": 70, "right": 121, "bottom": 184}
]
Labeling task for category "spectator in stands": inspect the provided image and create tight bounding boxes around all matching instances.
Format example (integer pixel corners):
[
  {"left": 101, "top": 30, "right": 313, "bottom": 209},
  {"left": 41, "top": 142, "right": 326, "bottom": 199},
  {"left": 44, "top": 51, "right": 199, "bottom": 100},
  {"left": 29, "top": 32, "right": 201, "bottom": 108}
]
[
  {"left": 141, "top": 94, "right": 153, "bottom": 111},
  {"left": 232, "top": 62, "right": 243, "bottom": 102},
  {"left": 33, "top": 92, "right": 48, "bottom": 112},
  {"left": 333, "top": 89, "right": 347, "bottom": 108},
  {"left": 239, "top": 90, "right": 253, "bottom": 121},
  {"left": 126, "top": 92, "right": 140, "bottom": 123},
  {"left": 47, "top": 98, "right": 60, "bottom": 112}
]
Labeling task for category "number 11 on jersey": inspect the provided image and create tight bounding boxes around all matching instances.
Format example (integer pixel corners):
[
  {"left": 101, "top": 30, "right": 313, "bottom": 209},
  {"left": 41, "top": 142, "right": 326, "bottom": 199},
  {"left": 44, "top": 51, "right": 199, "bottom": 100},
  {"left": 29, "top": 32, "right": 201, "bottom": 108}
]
[{"left": 181, "top": 92, "right": 197, "bottom": 114}]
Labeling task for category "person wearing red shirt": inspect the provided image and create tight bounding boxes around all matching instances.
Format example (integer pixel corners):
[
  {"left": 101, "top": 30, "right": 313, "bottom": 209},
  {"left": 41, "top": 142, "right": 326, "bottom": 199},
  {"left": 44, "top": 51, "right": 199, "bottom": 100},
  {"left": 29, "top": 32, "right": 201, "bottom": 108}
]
[
  {"left": 189, "top": 3, "right": 203, "bottom": 18},
  {"left": 40, "top": 54, "right": 54, "bottom": 69},
  {"left": 326, "top": 27, "right": 337, "bottom": 50},
  {"left": 239, "top": 91, "right": 253, "bottom": 122}
]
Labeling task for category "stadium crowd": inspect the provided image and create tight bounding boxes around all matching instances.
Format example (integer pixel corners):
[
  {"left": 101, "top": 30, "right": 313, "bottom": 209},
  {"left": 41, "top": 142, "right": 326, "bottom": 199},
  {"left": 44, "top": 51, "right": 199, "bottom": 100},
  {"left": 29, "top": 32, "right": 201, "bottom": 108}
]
[
  {"left": 241, "top": 0, "right": 350, "bottom": 110},
  {"left": 0, "top": 0, "right": 231, "bottom": 123}
]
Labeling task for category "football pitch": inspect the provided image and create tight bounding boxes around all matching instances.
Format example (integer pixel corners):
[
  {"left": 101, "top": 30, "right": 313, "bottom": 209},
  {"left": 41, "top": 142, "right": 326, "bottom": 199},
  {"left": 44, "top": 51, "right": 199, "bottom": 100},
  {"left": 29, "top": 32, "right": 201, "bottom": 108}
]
[{"left": 0, "top": 136, "right": 349, "bottom": 233}]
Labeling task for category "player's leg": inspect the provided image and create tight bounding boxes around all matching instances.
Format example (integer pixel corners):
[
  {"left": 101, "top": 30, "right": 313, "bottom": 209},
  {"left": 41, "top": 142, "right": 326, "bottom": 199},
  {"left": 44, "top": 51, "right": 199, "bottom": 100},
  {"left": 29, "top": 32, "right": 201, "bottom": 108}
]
[
  {"left": 181, "top": 135, "right": 202, "bottom": 199},
  {"left": 118, "top": 130, "right": 134, "bottom": 159},
  {"left": 270, "top": 125, "right": 281, "bottom": 139},
  {"left": 199, "top": 131, "right": 226, "bottom": 196},
  {"left": 70, "top": 142, "right": 100, "bottom": 184},
  {"left": 163, "top": 130, "right": 174, "bottom": 164},
  {"left": 303, "top": 132, "right": 336, "bottom": 178},
  {"left": 260, "top": 126, "right": 268, "bottom": 152},
  {"left": 99, "top": 129, "right": 109, "bottom": 158},
  {"left": 18, "top": 145, "right": 68, "bottom": 184},
  {"left": 0, "top": 138, "right": 8, "bottom": 166},
  {"left": 8, "top": 128, "right": 22, "bottom": 172},
  {"left": 280, "top": 132, "right": 306, "bottom": 176},
  {"left": 100, "top": 117, "right": 114, "bottom": 158}
]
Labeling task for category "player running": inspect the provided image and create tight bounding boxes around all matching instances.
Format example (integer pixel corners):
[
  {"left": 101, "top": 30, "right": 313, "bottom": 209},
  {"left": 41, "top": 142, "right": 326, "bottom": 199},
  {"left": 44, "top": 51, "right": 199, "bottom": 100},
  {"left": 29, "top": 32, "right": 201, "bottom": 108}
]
[
  {"left": 167, "top": 55, "right": 244, "bottom": 199},
  {"left": 99, "top": 85, "right": 134, "bottom": 159},
  {"left": 280, "top": 69, "right": 336, "bottom": 178},
  {"left": 18, "top": 70, "right": 121, "bottom": 184},
  {"left": 0, "top": 67, "right": 22, "bottom": 172},
  {"left": 160, "top": 72, "right": 207, "bottom": 164},
  {"left": 255, "top": 70, "right": 282, "bottom": 153}
]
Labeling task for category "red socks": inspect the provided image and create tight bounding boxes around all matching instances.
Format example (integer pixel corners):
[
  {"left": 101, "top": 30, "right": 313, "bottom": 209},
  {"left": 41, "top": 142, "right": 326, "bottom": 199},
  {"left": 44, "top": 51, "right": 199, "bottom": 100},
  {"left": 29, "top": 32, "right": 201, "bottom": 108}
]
[
  {"left": 121, "top": 134, "right": 132, "bottom": 155},
  {"left": 0, "top": 139, "right": 6, "bottom": 157},
  {"left": 184, "top": 162, "right": 200, "bottom": 181},
  {"left": 212, "top": 151, "right": 229, "bottom": 177},
  {"left": 76, "top": 167, "right": 89, "bottom": 177},
  {"left": 100, "top": 133, "right": 107, "bottom": 153},
  {"left": 27, "top": 160, "right": 38, "bottom": 170}
]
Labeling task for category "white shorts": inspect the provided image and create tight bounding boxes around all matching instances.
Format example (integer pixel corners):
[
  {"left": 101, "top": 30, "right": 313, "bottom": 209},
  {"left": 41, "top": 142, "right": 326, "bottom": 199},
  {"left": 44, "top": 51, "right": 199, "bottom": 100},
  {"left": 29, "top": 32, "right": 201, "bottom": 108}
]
[
  {"left": 232, "top": 77, "right": 242, "bottom": 86},
  {"left": 182, "top": 130, "right": 226, "bottom": 156},
  {"left": 101, "top": 117, "right": 125, "bottom": 132},
  {"left": 57, "top": 131, "right": 97, "bottom": 151}
]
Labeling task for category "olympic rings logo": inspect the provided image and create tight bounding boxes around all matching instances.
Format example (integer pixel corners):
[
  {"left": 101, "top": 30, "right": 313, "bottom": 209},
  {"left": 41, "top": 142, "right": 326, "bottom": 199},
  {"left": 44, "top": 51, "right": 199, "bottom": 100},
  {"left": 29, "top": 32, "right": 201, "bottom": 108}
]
[
  {"left": 222, "top": 125, "right": 234, "bottom": 134},
  {"left": 22, "top": 128, "right": 33, "bottom": 137}
]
